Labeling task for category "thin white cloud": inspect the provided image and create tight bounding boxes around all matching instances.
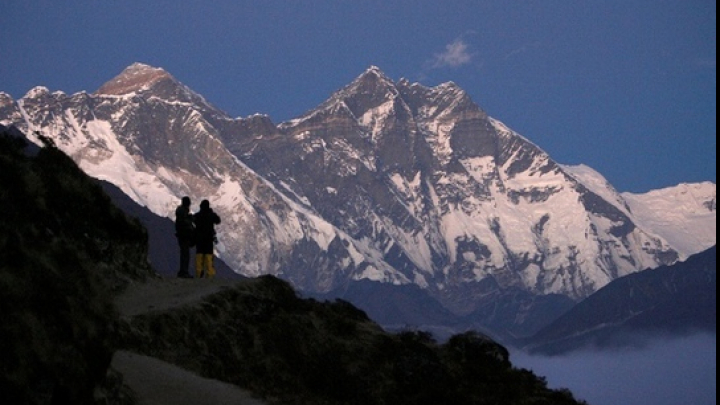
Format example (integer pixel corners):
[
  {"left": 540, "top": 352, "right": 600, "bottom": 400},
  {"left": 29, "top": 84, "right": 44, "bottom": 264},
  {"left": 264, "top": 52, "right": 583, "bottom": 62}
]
[
  {"left": 504, "top": 45, "right": 528, "bottom": 60},
  {"left": 504, "top": 43, "right": 538, "bottom": 60},
  {"left": 431, "top": 38, "right": 472, "bottom": 68}
]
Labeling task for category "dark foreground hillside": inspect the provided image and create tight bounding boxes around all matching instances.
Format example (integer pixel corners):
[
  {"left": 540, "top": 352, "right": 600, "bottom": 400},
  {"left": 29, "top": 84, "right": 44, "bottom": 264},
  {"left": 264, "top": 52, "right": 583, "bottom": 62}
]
[
  {"left": 120, "top": 275, "right": 586, "bottom": 405},
  {"left": 0, "top": 126, "right": 587, "bottom": 405},
  {"left": 0, "top": 128, "right": 154, "bottom": 404}
]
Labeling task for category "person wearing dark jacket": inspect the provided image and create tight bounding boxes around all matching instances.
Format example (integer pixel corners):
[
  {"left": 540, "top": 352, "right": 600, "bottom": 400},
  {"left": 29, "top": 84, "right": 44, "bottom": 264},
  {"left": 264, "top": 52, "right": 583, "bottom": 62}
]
[
  {"left": 174, "top": 196, "right": 195, "bottom": 278},
  {"left": 194, "top": 199, "right": 221, "bottom": 278}
]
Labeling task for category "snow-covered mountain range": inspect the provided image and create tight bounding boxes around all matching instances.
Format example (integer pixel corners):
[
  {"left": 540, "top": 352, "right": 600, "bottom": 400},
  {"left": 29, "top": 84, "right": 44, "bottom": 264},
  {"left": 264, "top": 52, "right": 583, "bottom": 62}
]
[{"left": 1, "top": 63, "right": 714, "bottom": 337}]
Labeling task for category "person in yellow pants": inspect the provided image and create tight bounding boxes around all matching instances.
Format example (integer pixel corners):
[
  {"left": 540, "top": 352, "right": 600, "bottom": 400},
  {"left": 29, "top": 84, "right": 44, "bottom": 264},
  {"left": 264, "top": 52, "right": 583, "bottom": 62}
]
[
  {"left": 193, "top": 199, "right": 221, "bottom": 278},
  {"left": 195, "top": 253, "right": 215, "bottom": 278}
]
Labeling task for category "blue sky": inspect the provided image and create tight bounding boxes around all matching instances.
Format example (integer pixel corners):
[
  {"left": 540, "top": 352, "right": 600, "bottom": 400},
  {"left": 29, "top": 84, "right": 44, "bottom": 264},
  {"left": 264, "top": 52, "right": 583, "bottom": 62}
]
[{"left": 2, "top": 1, "right": 715, "bottom": 193}]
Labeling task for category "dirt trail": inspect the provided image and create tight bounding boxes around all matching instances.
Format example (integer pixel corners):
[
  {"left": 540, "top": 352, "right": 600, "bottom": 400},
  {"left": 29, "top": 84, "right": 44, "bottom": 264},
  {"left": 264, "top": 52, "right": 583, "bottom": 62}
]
[
  {"left": 111, "top": 275, "right": 268, "bottom": 405},
  {"left": 114, "top": 276, "right": 242, "bottom": 317},
  {"left": 112, "top": 351, "right": 267, "bottom": 405}
]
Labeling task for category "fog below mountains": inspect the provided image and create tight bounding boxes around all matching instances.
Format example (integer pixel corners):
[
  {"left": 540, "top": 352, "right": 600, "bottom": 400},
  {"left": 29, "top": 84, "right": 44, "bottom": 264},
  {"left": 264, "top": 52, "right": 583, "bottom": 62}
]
[{"left": 510, "top": 333, "right": 716, "bottom": 405}]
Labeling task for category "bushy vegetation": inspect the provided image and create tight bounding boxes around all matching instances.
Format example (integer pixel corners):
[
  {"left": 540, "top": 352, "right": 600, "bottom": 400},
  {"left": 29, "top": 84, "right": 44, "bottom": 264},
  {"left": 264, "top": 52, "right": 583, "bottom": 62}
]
[
  {"left": 124, "top": 275, "right": 587, "bottom": 405},
  {"left": 0, "top": 129, "right": 152, "bottom": 404}
]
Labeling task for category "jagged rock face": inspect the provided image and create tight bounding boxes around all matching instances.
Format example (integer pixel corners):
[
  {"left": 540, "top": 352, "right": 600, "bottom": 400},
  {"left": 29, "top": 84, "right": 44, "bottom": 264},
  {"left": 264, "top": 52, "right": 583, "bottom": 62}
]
[
  {"left": 230, "top": 67, "right": 683, "bottom": 308},
  {"left": 0, "top": 64, "right": 704, "bottom": 321}
]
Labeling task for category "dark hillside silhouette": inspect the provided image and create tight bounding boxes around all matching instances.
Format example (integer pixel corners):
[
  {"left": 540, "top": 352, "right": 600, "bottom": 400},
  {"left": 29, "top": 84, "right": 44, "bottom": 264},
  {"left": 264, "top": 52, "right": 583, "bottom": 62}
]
[{"left": 0, "top": 126, "right": 154, "bottom": 404}]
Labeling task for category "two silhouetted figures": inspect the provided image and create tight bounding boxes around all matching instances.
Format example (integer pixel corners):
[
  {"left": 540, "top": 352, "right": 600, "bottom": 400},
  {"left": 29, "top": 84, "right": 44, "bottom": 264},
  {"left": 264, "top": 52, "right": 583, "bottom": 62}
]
[{"left": 174, "top": 196, "right": 221, "bottom": 279}]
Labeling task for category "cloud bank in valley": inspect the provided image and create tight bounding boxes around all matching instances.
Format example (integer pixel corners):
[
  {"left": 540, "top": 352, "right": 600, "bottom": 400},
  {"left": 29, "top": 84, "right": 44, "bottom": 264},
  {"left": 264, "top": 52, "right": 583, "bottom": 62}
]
[{"left": 510, "top": 333, "right": 716, "bottom": 405}]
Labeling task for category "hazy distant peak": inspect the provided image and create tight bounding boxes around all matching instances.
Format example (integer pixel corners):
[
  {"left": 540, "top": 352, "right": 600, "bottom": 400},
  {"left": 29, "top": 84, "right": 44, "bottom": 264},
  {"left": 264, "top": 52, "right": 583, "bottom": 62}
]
[{"left": 96, "top": 62, "right": 173, "bottom": 95}]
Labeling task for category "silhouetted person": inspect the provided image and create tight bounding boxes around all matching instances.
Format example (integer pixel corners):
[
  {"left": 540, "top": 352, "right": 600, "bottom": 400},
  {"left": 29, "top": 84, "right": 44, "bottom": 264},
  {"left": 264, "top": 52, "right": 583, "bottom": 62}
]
[
  {"left": 175, "top": 196, "right": 195, "bottom": 278},
  {"left": 194, "top": 199, "right": 221, "bottom": 278}
]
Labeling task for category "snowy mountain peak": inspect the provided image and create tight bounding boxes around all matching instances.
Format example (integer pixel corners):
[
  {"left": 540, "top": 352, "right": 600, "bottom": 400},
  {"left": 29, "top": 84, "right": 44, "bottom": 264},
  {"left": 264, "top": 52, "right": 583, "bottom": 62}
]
[
  {"left": 24, "top": 86, "right": 51, "bottom": 99},
  {"left": 96, "top": 62, "right": 173, "bottom": 96},
  {"left": 0, "top": 92, "right": 15, "bottom": 105},
  {"left": 343, "top": 65, "right": 398, "bottom": 98},
  {"left": 96, "top": 62, "right": 222, "bottom": 115},
  {"left": 300, "top": 66, "right": 403, "bottom": 124},
  {"left": 360, "top": 65, "right": 392, "bottom": 81},
  {"left": 306, "top": 67, "right": 475, "bottom": 128},
  {"left": 434, "top": 81, "right": 465, "bottom": 97},
  {"left": 621, "top": 181, "right": 716, "bottom": 257}
]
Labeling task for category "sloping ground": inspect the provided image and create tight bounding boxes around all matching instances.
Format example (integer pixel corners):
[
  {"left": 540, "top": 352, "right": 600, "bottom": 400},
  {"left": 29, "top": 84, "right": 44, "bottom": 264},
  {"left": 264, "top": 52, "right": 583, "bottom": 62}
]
[
  {"left": 112, "top": 275, "right": 268, "bottom": 405},
  {"left": 114, "top": 275, "right": 588, "bottom": 405},
  {"left": 112, "top": 351, "right": 265, "bottom": 405},
  {"left": 114, "top": 276, "right": 243, "bottom": 318}
]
